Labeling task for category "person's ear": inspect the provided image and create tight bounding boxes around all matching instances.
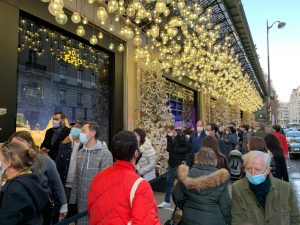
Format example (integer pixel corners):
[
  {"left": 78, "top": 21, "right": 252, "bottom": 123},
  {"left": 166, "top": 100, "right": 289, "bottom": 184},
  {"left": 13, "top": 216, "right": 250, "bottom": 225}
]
[{"left": 266, "top": 167, "right": 272, "bottom": 175}]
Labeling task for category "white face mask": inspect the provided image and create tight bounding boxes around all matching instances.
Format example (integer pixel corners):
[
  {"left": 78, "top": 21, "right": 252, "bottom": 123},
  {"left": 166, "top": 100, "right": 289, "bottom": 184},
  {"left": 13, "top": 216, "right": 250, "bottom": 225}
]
[
  {"left": 197, "top": 126, "right": 203, "bottom": 132},
  {"left": 167, "top": 132, "right": 174, "bottom": 137},
  {"left": 52, "top": 120, "right": 61, "bottom": 128}
]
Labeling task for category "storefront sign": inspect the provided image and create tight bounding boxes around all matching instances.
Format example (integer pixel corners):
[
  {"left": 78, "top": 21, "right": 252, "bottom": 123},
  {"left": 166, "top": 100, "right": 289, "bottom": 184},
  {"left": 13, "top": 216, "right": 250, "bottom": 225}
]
[{"left": 63, "top": 50, "right": 83, "bottom": 66}]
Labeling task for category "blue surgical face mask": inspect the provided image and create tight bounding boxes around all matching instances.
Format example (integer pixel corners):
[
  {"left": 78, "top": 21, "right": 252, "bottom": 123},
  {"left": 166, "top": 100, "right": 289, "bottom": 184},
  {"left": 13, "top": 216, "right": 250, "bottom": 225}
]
[
  {"left": 79, "top": 133, "right": 89, "bottom": 144},
  {"left": 52, "top": 120, "right": 61, "bottom": 128},
  {"left": 0, "top": 161, "right": 6, "bottom": 177},
  {"left": 246, "top": 171, "right": 267, "bottom": 185},
  {"left": 205, "top": 131, "right": 210, "bottom": 136},
  {"left": 70, "top": 128, "right": 81, "bottom": 138}
]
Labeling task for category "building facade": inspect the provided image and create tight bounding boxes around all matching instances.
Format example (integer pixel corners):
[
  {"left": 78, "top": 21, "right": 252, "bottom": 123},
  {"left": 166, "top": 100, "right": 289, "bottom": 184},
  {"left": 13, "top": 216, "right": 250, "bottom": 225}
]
[
  {"left": 289, "top": 86, "right": 300, "bottom": 124},
  {"left": 278, "top": 102, "right": 289, "bottom": 127}
]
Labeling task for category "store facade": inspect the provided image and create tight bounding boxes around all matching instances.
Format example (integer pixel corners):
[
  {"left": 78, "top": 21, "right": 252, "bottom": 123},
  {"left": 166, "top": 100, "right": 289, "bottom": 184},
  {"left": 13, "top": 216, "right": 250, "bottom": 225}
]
[{"left": 0, "top": 0, "right": 267, "bottom": 173}]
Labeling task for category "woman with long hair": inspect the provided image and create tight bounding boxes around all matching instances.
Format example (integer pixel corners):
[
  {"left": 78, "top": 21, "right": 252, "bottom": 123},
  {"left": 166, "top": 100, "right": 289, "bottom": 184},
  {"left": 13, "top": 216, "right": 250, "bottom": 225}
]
[
  {"left": 264, "top": 134, "right": 289, "bottom": 182},
  {"left": 9, "top": 131, "right": 68, "bottom": 224},
  {"left": 201, "top": 136, "right": 228, "bottom": 169}
]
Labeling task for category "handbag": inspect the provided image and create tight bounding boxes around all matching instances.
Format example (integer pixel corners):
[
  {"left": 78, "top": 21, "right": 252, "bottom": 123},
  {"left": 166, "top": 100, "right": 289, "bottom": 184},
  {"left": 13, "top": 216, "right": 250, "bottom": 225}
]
[{"left": 164, "top": 205, "right": 182, "bottom": 225}]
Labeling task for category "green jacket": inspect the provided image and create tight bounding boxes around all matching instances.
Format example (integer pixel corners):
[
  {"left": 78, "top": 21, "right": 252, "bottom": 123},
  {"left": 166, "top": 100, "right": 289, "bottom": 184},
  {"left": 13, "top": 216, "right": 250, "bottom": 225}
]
[
  {"left": 172, "top": 164, "right": 231, "bottom": 225},
  {"left": 232, "top": 176, "right": 300, "bottom": 225}
]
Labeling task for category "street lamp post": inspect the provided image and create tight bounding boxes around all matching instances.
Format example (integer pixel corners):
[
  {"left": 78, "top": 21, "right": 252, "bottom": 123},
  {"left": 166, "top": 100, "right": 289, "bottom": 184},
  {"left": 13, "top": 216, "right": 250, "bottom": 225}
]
[{"left": 266, "top": 20, "right": 286, "bottom": 124}]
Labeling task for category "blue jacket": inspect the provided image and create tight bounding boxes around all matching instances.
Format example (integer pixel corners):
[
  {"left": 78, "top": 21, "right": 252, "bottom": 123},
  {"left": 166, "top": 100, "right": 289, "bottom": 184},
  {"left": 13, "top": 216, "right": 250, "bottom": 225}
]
[{"left": 189, "top": 131, "right": 207, "bottom": 153}]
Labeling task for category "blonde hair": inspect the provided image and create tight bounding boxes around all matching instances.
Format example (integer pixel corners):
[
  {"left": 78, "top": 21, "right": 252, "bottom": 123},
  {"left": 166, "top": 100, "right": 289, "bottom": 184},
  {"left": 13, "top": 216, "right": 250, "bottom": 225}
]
[
  {"left": 194, "top": 147, "right": 217, "bottom": 167},
  {"left": 0, "top": 141, "right": 37, "bottom": 171}
]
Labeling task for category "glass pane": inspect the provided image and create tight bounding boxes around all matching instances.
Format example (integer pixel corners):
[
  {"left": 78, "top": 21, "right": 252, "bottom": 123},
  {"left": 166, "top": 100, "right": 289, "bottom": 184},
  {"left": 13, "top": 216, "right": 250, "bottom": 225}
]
[{"left": 16, "top": 17, "right": 111, "bottom": 145}]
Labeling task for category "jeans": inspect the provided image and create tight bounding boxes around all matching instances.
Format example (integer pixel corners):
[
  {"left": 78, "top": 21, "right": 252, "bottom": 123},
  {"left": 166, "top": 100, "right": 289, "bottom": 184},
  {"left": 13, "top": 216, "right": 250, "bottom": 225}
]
[{"left": 164, "top": 165, "right": 177, "bottom": 203}]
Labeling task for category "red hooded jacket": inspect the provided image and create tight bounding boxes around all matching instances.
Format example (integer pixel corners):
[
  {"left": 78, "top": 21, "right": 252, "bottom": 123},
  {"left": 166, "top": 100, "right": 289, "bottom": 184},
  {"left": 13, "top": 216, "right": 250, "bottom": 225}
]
[
  {"left": 88, "top": 160, "right": 161, "bottom": 225},
  {"left": 274, "top": 131, "right": 289, "bottom": 157}
]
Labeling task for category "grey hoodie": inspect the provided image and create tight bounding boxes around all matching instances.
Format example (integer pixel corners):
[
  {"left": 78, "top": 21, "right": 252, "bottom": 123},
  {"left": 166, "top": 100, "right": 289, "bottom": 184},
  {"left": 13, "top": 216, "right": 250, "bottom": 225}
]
[{"left": 69, "top": 140, "right": 113, "bottom": 225}]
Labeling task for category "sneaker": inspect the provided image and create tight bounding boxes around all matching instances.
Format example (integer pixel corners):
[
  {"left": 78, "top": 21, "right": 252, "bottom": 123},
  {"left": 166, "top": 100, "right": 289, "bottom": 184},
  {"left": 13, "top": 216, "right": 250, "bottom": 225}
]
[{"left": 158, "top": 201, "right": 170, "bottom": 208}]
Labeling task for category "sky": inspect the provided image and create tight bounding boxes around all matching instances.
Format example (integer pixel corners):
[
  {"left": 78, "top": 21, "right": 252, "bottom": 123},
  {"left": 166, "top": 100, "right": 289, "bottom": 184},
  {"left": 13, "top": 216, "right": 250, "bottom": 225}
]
[{"left": 242, "top": 0, "right": 300, "bottom": 102}]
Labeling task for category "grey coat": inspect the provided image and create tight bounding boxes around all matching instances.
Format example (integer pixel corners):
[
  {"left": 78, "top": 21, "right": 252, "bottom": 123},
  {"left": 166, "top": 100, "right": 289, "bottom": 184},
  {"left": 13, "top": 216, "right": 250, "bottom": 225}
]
[
  {"left": 69, "top": 140, "right": 113, "bottom": 225},
  {"left": 172, "top": 164, "right": 231, "bottom": 225}
]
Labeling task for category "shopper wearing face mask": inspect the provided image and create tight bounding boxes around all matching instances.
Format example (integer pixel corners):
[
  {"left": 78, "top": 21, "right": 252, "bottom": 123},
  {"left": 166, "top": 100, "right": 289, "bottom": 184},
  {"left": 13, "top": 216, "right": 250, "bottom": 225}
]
[
  {"left": 189, "top": 120, "right": 207, "bottom": 154},
  {"left": 0, "top": 141, "right": 49, "bottom": 225},
  {"left": 56, "top": 122, "right": 83, "bottom": 218},
  {"left": 69, "top": 121, "right": 113, "bottom": 225},
  {"left": 41, "top": 112, "right": 70, "bottom": 160},
  {"left": 232, "top": 151, "right": 300, "bottom": 225},
  {"left": 158, "top": 125, "right": 192, "bottom": 208}
]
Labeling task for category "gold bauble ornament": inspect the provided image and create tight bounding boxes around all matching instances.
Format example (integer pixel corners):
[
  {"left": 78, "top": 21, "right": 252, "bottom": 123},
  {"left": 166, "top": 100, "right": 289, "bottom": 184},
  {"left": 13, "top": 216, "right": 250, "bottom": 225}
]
[
  {"left": 89, "top": 35, "right": 98, "bottom": 45},
  {"left": 71, "top": 12, "right": 81, "bottom": 24},
  {"left": 97, "top": 7, "right": 108, "bottom": 23},
  {"left": 109, "top": 43, "right": 114, "bottom": 50},
  {"left": 98, "top": 32, "right": 103, "bottom": 39},
  {"left": 150, "top": 25, "right": 160, "bottom": 38},
  {"left": 76, "top": 26, "right": 85, "bottom": 36},
  {"left": 82, "top": 17, "right": 88, "bottom": 24},
  {"left": 48, "top": 0, "right": 64, "bottom": 16},
  {"left": 118, "top": 44, "right": 125, "bottom": 52},
  {"left": 133, "top": 35, "right": 142, "bottom": 46},
  {"left": 155, "top": 2, "right": 166, "bottom": 13},
  {"left": 55, "top": 12, "right": 68, "bottom": 25}
]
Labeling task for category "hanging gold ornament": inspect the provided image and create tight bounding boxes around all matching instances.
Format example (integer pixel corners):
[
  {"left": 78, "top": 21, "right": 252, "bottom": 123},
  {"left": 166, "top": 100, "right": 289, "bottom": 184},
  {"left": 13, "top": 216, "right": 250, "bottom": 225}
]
[
  {"left": 48, "top": 0, "right": 64, "bottom": 16},
  {"left": 71, "top": 11, "right": 81, "bottom": 24},
  {"left": 55, "top": 12, "right": 68, "bottom": 25},
  {"left": 76, "top": 25, "right": 85, "bottom": 36},
  {"left": 109, "top": 43, "right": 114, "bottom": 50},
  {"left": 89, "top": 35, "right": 98, "bottom": 45},
  {"left": 82, "top": 17, "right": 88, "bottom": 24},
  {"left": 155, "top": 2, "right": 166, "bottom": 13},
  {"left": 118, "top": 43, "right": 125, "bottom": 52},
  {"left": 133, "top": 35, "right": 142, "bottom": 46},
  {"left": 97, "top": 7, "right": 108, "bottom": 23},
  {"left": 107, "top": 0, "right": 119, "bottom": 13},
  {"left": 98, "top": 31, "right": 103, "bottom": 39},
  {"left": 150, "top": 25, "right": 160, "bottom": 38}
]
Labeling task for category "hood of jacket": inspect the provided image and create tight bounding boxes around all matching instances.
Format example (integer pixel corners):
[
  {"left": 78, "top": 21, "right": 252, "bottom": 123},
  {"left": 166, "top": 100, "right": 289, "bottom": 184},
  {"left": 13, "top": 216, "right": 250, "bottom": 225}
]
[
  {"left": 176, "top": 164, "right": 230, "bottom": 191},
  {"left": 140, "top": 138, "right": 155, "bottom": 156},
  {"left": 84, "top": 140, "right": 107, "bottom": 151},
  {"left": 6, "top": 173, "right": 49, "bottom": 211},
  {"left": 81, "top": 140, "right": 109, "bottom": 170}
]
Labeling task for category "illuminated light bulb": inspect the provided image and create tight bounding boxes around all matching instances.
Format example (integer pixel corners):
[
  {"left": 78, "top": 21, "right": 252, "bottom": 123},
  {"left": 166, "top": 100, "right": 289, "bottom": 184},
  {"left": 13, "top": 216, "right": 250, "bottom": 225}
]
[
  {"left": 126, "top": 6, "right": 135, "bottom": 17},
  {"left": 109, "top": 43, "right": 114, "bottom": 50},
  {"left": 71, "top": 11, "right": 81, "bottom": 24},
  {"left": 133, "top": 35, "right": 142, "bottom": 46},
  {"left": 89, "top": 35, "right": 98, "bottom": 45},
  {"left": 108, "top": 24, "right": 114, "bottom": 32},
  {"left": 163, "top": 8, "right": 170, "bottom": 17},
  {"left": 82, "top": 17, "right": 88, "bottom": 24},
  {"left": 97, "top": 7, "right": 108, "bottom": 23},
  {"left": 76, "top": 26, "right": 85, "bottom": 36},
  {"left": 55, "top": 12, "right": 68, "bottom": 25},
  {"left": 118, "top": 6, "right": 126, "bottom": 15},
  {"left": 98, "top": 31, "right": 103, "bottom": 39},
  {"left": 87, "top": 0, "right": 95, "bottom": 4},
  {"left": 155, "top": 2, "right": 166, "bottom": 13},
  {"left": 118, "top": 44, "right": 124, "bottom": 52},
  {"left": 177, "top": 0, "right": 185, "bottom": 9},
  {"left": 107, "top": 0, "right": 118, "bottom": 13},
  {"left": 114, "top": 15, "right": 120, "bottom": 22},
  {"left": 150, "top": 25, "right": 160, "bottom": 38},
  {"left": 48, "top": 0, "right": 64, "bottom": 16},
  {"left": 125, "top": 18, "right": 131, "bottom": 25}
]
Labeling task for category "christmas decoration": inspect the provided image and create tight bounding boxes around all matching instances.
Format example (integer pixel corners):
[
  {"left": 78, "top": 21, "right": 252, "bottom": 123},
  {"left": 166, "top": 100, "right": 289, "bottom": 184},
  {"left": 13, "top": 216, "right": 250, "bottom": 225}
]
[{"left": 136, "top": 62, "right": 173, "bottom": 175}]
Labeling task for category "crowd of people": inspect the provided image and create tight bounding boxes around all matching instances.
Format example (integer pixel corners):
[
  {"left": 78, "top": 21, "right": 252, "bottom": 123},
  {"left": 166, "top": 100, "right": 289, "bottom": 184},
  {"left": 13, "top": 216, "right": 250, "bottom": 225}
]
[{"left": 0, "top": 111, "right": 299, "bottom": 225}]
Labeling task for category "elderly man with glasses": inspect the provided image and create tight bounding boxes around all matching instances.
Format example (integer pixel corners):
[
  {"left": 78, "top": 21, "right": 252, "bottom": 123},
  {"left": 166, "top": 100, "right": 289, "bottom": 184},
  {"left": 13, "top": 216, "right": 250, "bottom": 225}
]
[{"left": 232, "top": 150, "right": 300, "bottom": 225}]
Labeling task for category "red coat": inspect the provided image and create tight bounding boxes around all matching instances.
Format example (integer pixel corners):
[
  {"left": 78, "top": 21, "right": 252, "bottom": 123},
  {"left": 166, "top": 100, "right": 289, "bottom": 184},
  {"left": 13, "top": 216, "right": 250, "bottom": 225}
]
[
  {"left": 88, "top": 160, "right": 161, "bottom": 225},
  {"left": 274, "top": 131, "right": 289, "bottom": 157}
]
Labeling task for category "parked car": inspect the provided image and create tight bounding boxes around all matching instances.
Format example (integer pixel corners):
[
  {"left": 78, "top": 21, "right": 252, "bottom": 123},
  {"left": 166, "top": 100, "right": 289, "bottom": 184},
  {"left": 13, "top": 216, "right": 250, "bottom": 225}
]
[{"left": 286, "top": 131, "right": 300, "bottom": 159}]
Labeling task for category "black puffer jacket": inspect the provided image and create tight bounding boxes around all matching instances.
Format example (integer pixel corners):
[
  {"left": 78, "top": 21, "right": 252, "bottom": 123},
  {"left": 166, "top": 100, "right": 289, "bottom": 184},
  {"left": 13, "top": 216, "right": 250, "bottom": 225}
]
[
  {"left": 166, "top": 130, "right": 192, "bottom": 168},
  {"left": 0, "top": 173, "right": 49, "bottom": 225},
  {"left": 172, "top": 165, "right": 231, "bottom": 225}
]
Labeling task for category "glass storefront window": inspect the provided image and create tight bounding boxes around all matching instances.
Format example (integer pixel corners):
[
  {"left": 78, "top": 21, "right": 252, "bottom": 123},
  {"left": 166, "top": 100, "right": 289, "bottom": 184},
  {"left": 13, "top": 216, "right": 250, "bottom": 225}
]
[
  {"left": 16, "top": 16, "right": 112, "bottom": 146},
  {"left": 166, "top": 80, "right": 196, "bottom": 128}
]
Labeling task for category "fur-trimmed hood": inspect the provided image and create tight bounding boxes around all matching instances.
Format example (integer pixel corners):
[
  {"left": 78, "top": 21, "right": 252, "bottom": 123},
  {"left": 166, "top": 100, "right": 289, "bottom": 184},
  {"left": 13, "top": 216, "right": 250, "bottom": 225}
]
[{"left": 176, "top": 164, "right": 230, "bottom": 191}]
